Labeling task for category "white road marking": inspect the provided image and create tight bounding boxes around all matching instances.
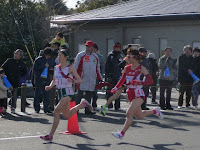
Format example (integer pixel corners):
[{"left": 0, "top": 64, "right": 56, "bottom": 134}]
[{"left": 0, "top": 135, "right": 40, "bottom": 141}]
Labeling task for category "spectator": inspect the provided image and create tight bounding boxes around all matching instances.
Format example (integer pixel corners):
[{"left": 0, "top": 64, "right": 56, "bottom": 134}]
[
  {"left": 74, "top": 41, "right": 102, "bottom": 115},
  {"left": 191, "top": 47, "right": 200, "bottom": 109},
  {"left": 1, "top": 49, "right": 27, "bottom": 113},
  {"left": 32, "top": 48, "right": 55, "bottom": 113},
  {"left": 92, "top": 43, "right": 105, "bottom": 109},
  {"left": 51, "top": 42, "right": 60, "bottom": 59},
  {"left": 0, "top": 68, "right": 13, "bottom": 116},
  {"left": 177, "top": 45, "right": 194, "bottom": 109},
  {"left": 139, "top": 47, "right": 152, "bottom": 110},
  {"left": 50, "top": 32, "right": 66, "bottom": 46},
  {"left": 147, "top": 53, "right": 159, "bottom": 104},
  {"left": 158, "top": 48, "right": 177, "bottom": 110},
  {"left": 105, "top": 42, "right": 124, "bottom": 111}
]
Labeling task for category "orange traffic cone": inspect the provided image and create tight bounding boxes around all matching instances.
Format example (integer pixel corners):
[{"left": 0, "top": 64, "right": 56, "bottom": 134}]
[{"left": 60, "top": 101, "right": 87, "bottom": 135}]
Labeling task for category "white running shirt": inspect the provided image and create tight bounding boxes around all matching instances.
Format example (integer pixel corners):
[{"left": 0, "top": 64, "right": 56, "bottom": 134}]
[{"left": 55, "top": 65, "right": 73, "bottom": 89}]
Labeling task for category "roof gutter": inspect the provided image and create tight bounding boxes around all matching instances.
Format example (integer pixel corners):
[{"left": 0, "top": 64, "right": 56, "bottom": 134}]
[{"left": 51, "top": 13, "right": 200, "bottom": 25}]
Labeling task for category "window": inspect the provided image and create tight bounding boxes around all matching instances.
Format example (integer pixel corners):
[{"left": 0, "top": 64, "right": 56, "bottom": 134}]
[
  {"left": 132, "top": 38, "right": 141, "bottom": 44},
  {"left": 193, "top": 41, "right": 200, "bottom": 48},
  {"left": 107, "top": 38, "right": 114, "bottom": 53},
  {"left": 159, "top": 38, "right": 168, "bottom": 57}
]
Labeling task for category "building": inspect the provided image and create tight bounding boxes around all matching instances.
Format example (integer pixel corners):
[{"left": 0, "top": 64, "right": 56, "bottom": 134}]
[{"left": 51, "top": 0, "right": 200, "bottom": 58}]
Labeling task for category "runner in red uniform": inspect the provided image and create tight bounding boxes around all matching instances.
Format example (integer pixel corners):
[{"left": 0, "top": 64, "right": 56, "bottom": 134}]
[{"left": 111, "top": 48, "right": 164, "bottom": 140}]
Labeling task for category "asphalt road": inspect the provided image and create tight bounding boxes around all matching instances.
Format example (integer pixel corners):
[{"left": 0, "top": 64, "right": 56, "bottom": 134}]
[{"left": 0, "top": 89, "right": 200, "bottom": 150}]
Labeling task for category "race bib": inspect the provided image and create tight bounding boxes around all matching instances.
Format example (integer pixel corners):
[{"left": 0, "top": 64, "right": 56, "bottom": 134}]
[{"left": 135, "top": 88, "right": 145, "bottom": 97}]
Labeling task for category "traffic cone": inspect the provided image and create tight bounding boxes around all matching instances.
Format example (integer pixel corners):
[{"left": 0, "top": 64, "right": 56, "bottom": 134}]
[
  {"left": 41, "top": 67, "right": 48, "bottom": 78},
  {"left": 60, "top": 101, "right": 87, "bottom": 135},
  {"left": 164, "top": 65, "right": 170, "bottom": 77},
  {"left": 189, "top": 71, "right": 200, "bottom": 84},
  {"left": 3, "top": 76, "right": 12, "bottom": 88}
]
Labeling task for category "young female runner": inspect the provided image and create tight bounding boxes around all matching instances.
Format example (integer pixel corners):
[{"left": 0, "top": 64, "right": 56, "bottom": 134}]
[
  {"left": 40, "top": 49, "right": 92, "bottom": 141},
  {"left": 111, "top": 48, "right": 164, "bottom": 140}
]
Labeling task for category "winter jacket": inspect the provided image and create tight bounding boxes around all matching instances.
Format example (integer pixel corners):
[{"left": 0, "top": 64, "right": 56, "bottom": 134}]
[
  {"left": 158, "top": 55, "right": 177, "bottom": 81},
  {"left": 74, "top": 51, "right": 102, "bottom": 91},
  {"left": 0, "top": 77, "right": 8, "bottom": 99},
  {"left": 32, "top": 55, "right": 55, "bottom": 87},
  {"left": 177, "top": 54, "right": 194, "bottom": 82},
  {"left": 1, "top": 58, "right": 27, "bottom": 88},
  {"left": 149, "top": 58, "right": 159, "bottom": 80},
  {"left": 105, "top": 50, "right": 124, "bottom": 82},
  {"left": 139, "top": 57, "right": 152, "bottom": 75},
  {"left": 192, "top": 56, "right": 200, "bottom": 78}
]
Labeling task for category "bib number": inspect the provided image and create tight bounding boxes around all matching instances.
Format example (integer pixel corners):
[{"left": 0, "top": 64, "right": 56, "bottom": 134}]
[{"left": 135, "top": 88, "right": 145, "bottom": 97}]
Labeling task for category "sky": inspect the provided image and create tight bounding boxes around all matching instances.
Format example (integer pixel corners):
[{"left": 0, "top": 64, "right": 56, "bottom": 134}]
[
  {"left": 34, "top": 0, "right": 82, "bottom": 9},
  {"left": 65, "top": 0, "right": 80, "bottom": 8}
]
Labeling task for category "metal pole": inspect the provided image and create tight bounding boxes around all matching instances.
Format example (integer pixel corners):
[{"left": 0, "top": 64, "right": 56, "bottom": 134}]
[{"left": 21, "top": 83, "right": 27, "bottom": 112}]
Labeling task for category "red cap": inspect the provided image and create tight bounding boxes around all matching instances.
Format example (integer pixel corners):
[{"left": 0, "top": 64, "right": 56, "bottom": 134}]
[
  {"left": 113, "top": 43, "right": 121, "bottom": 49},
  {"left": 85, "top": 41, "right": 94, "bottom": 47}
]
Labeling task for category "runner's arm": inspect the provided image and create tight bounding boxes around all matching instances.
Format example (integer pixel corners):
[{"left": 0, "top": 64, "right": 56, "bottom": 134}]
[{"left": 140, "top": 66, "right": 153, "bottom": 85}]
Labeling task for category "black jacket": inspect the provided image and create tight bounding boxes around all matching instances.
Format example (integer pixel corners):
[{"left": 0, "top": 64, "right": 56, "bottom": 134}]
[
  {"left": 105, "top": 50, "right": 124, "bottom": 82},
  {"left": 149, "top": 58, "right": 159, "bottom": 80},
  {"left": 193, "top": 56, "right": 200, "bottom": 78},
  {"left": 177, "top": 54, "right": 194, "bottom": 82},
  {"left": 139, "top": 56, "right": 152, "bottom": 75},
  {"left": 1, "top": 58, "right": 27, "bottom": 88},
  {"left": 32, "top": 55, "right": 55, "bottom": 87}
]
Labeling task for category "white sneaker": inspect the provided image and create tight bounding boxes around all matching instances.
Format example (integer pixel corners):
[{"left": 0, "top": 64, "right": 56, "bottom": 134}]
[
  {"left": 108, "top": 108, "right": 114, "bottom": 111},
  {"left": 153, "top": 107, "right": 164, "bottom": 119},
  {"left": 112, "top": 132, "right": 124, "bottom": 140},
  {"left": 178, "top": 106, "right": 183, "bottom": 109},
  {"left": 81, "top": 99, "right": 93, "bottom": 110},
  {"left": 193, "top": 106, "right": 198, "bottom": 110}
]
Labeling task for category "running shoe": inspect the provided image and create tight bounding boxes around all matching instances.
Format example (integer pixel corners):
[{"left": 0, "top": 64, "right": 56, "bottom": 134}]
[
  {"left": 81, "top": 99, "right": 93, "bottom": 111},
  {"left": 154, "top": 107, "right": 164, "bottom": 119},
  {"left": 40, "top": 134, "right": 53, "bottom": 142},
  {"left": 101, "top": 105, "right": 107, "bottom": 116},
  {"left": 112, "top": 131, "right": 124, "bottom": 140},
  {"left": 178, "top": 106, "right": 183, "bottom": 109}
]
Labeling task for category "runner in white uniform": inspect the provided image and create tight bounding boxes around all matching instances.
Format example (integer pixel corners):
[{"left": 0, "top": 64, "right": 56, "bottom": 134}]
[
  {"left": 40, "top": 49, "right": 92, "bottom": 142},
  {"left": 54, "top": 64, "right": 74, "bottom": 99}
]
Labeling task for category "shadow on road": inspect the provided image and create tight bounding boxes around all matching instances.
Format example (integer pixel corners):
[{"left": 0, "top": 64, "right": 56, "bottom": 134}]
[
  {"left": 44, "top": 142, "right": 111, "bottom": 150},
  {"left": 118, "top": 142, "right": 182, "bottom": 150},
  {"left": 78, "top": 112, "right": 143, "bottom": 128},
  {"left": 2, "top": 113, "right": 51, "bottom": 124}
]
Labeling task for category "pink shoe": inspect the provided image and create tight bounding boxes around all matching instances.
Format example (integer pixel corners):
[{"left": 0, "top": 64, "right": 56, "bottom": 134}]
[
  {"left": 40, "top": 134, "right": 53, "bottom": 142},
  {"left": 81, "top": 99, "right": 93, "bottom": 110},
  {"left": 112, "top": 131, "right": 124, "bottom": 140},
  {"left": 154, "top": 107, "right": 164, "bottom": 119}
]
